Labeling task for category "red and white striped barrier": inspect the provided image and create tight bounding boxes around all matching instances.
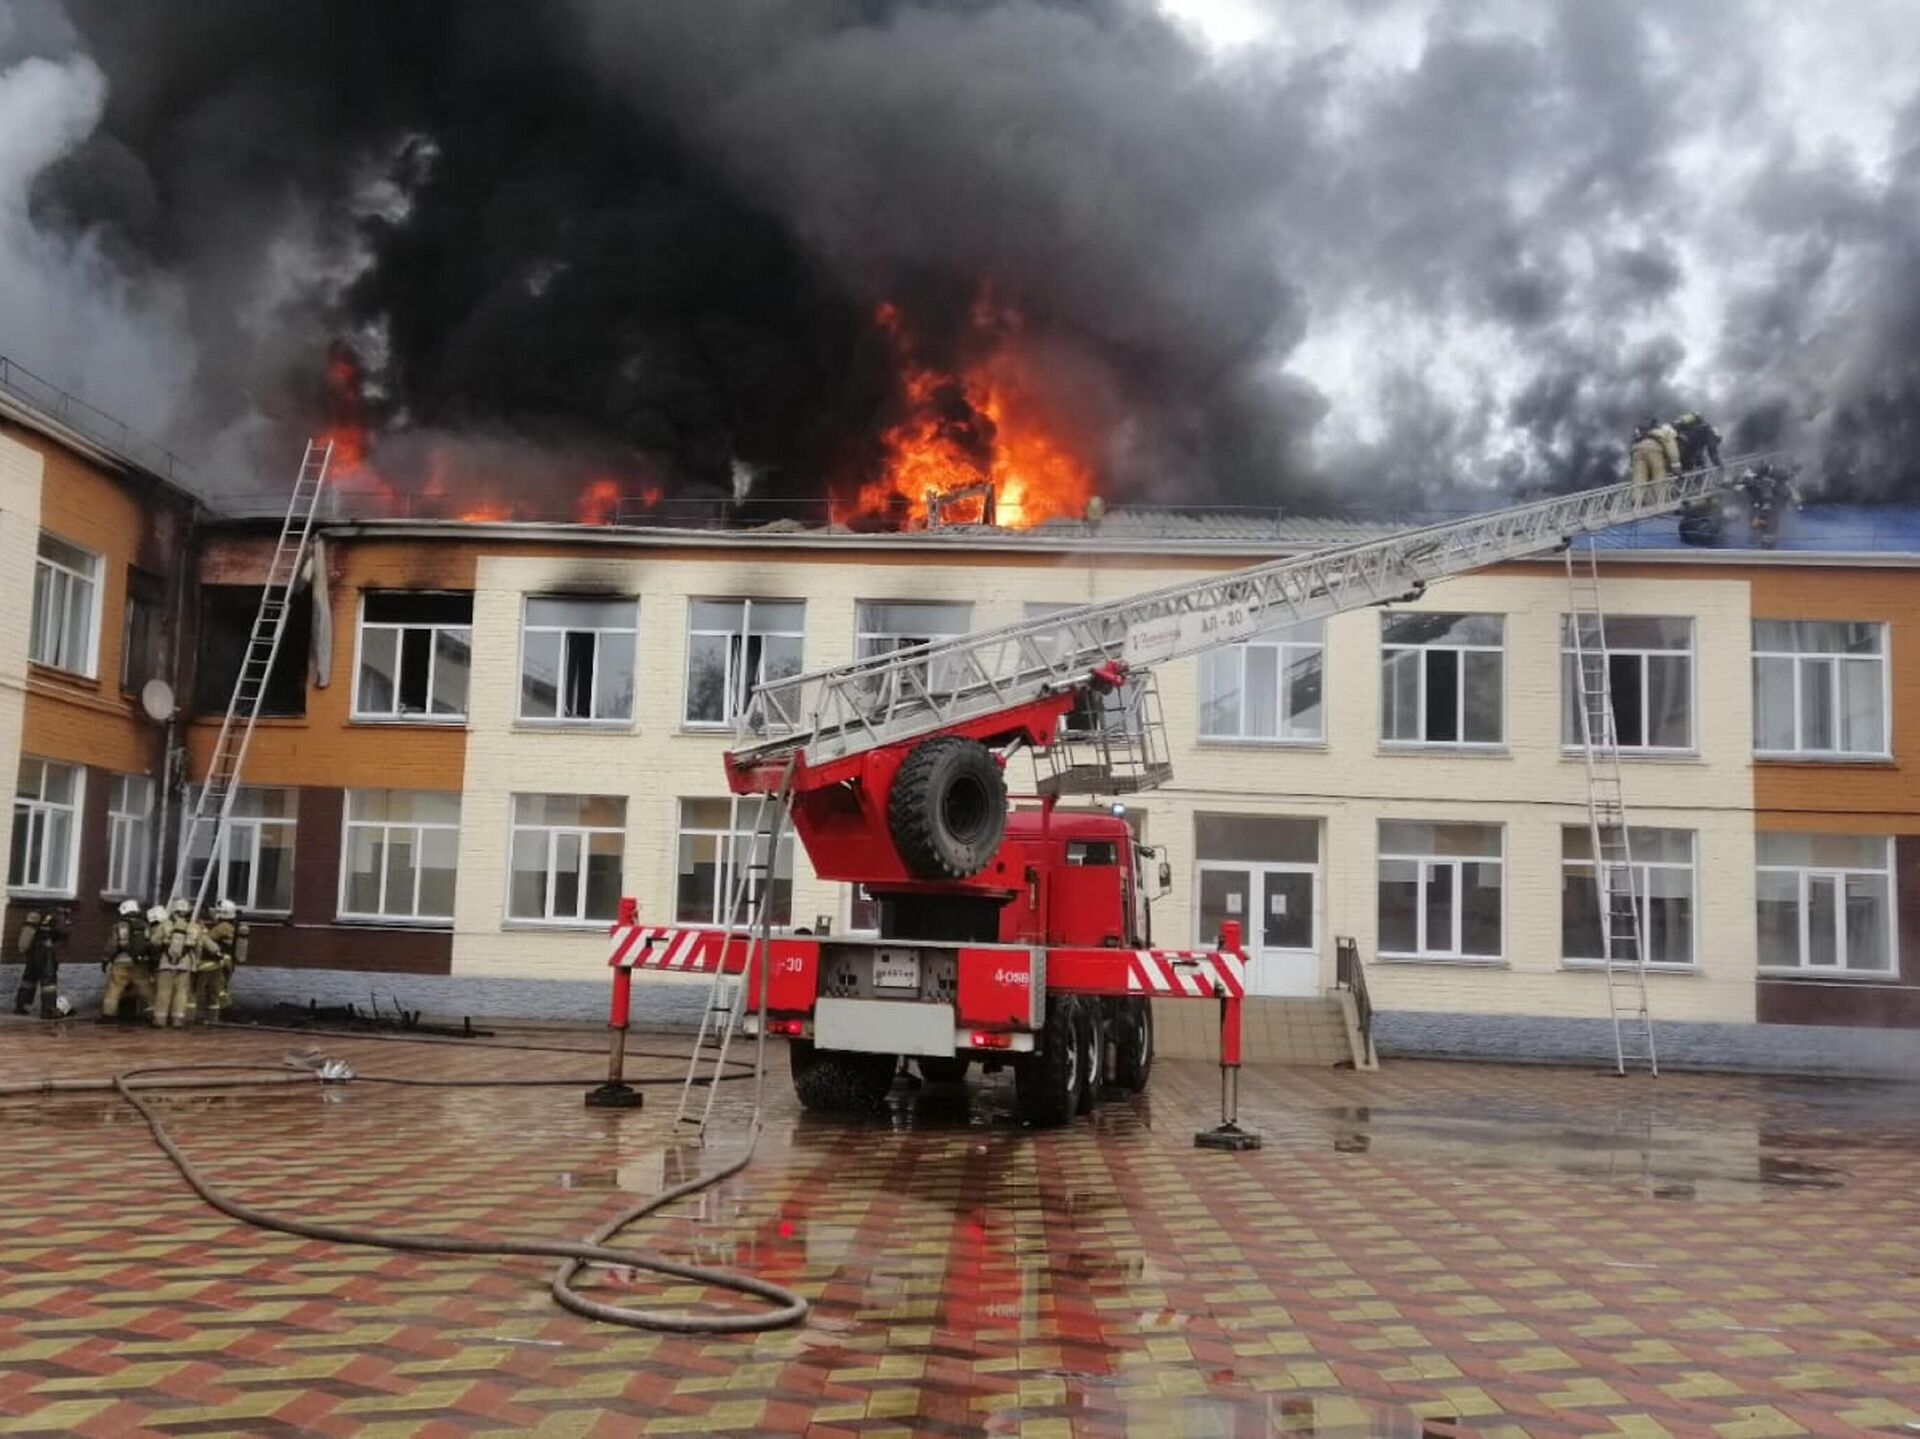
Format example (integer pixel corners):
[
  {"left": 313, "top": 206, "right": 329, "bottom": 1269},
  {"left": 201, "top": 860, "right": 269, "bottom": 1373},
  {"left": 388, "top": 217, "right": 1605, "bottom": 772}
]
[
  {"left": 607, "top": 924, "right": 730, "bottom": 974},
  {"left": 1125, "top": 948, "right": 1246, "bottom": 999}
]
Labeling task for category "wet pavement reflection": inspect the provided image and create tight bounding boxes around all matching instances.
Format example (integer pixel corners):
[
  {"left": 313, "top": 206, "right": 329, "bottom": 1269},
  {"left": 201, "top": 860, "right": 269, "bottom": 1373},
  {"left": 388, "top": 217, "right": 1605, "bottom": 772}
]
[{"left": 2, "top": 1021, "right": 1919, "bottom": 1435}]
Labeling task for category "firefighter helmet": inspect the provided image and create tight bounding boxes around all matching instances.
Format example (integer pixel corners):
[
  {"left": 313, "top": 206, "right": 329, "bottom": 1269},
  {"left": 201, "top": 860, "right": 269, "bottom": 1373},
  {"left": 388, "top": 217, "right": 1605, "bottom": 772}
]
[{"left": 118, "top": 899, "right": 142, "bottom": 918}]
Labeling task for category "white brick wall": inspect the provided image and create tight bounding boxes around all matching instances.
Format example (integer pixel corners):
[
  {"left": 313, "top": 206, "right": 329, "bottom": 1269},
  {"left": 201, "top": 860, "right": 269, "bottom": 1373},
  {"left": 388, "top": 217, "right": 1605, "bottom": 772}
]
[
  {"left": 445, "top": 546, "right": 1758, "bottom": 1023},
  {"left": 0, "top": 436, "right": 46, "bottom": 895}
]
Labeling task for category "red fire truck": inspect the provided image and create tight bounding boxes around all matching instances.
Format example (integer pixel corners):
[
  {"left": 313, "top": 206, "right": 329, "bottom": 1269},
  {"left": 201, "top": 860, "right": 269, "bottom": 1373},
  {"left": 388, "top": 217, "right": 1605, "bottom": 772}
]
[{"left": 594, "top": 469, "right": 1736, "bottom": 1142}]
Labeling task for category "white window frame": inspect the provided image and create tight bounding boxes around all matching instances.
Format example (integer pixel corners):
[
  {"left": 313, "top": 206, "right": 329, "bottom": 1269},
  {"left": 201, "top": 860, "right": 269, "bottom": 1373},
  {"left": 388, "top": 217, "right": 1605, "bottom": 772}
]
[
  {"left": 674, "top": 797, "right": 796, "bottom": 927},
  {"left": 1198, "top": 620, "right": 1325, "bottom": 744},
  {"left": 104, "top": 774, "right": 155, "bottom": 899},
  {"left": 683, "top": 597, "right": 806, "bottom": 730},
  {"left": 337, "top": 790, "right": 461, "bottom": 925},
  {"left": 1756, "top": 836, "right": 1897, "bottom": 977},
  {"left": 506, "top": 794, "right": 626, "bottom": 926},
  {"left": 517, "top": 596, "right": 639, "bottom": 726},
  {"left": 1561, "top": 827, "right": 1698, "bottom": 970},
  {"left": 1561, "top": 616, "right": 1695, "bottom": 754},
  {"left": 179, "top": 786, "right": 297, "bottom": 913},
  {"left": 1376, "top": 824, "right": 1504, "bottom": 963},
  {"left": 30, "top": 532, "right": 102, "bottom": 676},
  {"left": 854, "top": 599, "right": 973, "bottom": 707},
  {"left": 1752, "top": 621, "right": 1890, "bottom": 760},
  {"left": 9, "top": 759, "right": 84, "bottom": 897},
  {"left": 1380, "top": 613, "right": 1504, "bottom": 748},
  {"left": 351, "top": 592, "right": 474, "bottom": 722}
]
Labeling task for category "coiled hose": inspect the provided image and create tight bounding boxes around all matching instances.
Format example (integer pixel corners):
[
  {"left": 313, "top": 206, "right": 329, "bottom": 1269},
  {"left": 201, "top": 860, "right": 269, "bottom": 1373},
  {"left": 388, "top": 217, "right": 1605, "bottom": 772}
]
[{"left": 0, "top": 1053, "right": 809, "bottom": 1334}]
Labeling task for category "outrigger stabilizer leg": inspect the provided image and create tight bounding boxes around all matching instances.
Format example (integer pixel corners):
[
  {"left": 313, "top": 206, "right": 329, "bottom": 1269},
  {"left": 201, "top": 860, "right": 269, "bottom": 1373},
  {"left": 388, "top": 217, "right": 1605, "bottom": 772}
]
[
  {"left": 1195, "top": 920, "right": 1261, "bottom": 1151},
  {"left": 586, "top": 903, "right": 645, "bottom": 1110}
]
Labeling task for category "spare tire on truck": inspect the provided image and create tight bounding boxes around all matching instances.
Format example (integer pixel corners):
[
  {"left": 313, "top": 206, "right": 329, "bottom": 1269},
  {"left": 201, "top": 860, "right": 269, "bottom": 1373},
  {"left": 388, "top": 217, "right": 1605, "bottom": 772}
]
[{"left": 888, "top": 736, "right": 1007, "bottom": 879}]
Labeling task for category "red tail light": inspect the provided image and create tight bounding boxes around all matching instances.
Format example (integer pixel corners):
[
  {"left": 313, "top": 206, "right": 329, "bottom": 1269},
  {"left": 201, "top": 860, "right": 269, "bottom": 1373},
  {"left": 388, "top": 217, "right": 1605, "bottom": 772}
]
[
  {"left": 769, "top": 1019, "right": 806, "bottom": 1037},
  {"left": 970, "top": 1031, "right": 1012, "bottom": 1049}
]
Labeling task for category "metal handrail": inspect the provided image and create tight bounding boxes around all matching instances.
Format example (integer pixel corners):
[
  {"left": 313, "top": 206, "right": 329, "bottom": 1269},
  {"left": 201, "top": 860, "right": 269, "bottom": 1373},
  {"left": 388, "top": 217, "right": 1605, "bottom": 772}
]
[
  {"left": 1335, "top": 936, "right": 1373, "bottom": 1058},
  {"left": 0, "top": 354, "right": 197, "bottom": 484}
]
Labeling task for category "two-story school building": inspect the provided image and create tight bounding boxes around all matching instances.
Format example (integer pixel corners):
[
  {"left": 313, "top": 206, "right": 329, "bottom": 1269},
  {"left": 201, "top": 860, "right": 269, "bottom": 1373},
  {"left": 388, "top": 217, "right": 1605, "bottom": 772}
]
[{"left": 5, "top": 380, "right": 1919, "bottom": 1072}]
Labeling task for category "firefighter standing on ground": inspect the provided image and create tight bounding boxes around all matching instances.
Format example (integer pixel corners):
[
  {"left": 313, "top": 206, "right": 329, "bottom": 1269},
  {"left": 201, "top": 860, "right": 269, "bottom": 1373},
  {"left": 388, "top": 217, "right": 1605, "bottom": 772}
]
[
  {"left": 201, "top": 899, "right": 247, "bottom": 1020},
  {"left": 100, "top": 899, "right": 156, "bottom": 1020},
  {"left": 12, "top": 907, "right": 69, "bottom": 1017},
  {"left": 1629, "top": 417, "right": 1682, "bottom": 490},
  {"left": 152, "top": 900, "right": 197, "bottom": 1028}
]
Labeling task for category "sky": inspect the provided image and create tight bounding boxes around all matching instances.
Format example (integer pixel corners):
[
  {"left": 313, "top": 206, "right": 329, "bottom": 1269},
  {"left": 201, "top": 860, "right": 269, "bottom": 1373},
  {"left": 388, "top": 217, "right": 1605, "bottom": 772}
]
[{"left": 1, "top": 0, "right": 1918, "bottom": 509}]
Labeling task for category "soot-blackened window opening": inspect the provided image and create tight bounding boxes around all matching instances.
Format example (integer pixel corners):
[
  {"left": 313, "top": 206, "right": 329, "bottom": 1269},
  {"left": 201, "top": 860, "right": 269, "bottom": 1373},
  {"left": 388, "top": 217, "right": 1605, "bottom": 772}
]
[{"left": 193, "top": 586, "right": 311, "bottom": 717}]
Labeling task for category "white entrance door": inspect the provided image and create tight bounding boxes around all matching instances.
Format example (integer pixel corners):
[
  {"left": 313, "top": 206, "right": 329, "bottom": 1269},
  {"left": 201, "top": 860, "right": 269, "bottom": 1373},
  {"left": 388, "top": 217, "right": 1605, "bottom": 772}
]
[{"left": 1196, "top": 861, "right": 1319, "bottom": 997}]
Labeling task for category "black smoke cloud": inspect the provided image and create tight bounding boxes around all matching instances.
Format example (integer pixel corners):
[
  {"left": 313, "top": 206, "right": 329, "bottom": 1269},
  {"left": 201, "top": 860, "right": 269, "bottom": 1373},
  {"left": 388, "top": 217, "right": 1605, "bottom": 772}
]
[{"left": 2, "top": 0, "right": 1919, "bottom": 511}]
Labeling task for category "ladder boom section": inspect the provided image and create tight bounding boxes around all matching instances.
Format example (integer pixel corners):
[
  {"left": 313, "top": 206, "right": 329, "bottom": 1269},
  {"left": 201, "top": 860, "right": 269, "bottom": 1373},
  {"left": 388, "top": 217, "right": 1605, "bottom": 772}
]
[{"left": 731, "top": 465, "right": 1746, "bottom": 776}]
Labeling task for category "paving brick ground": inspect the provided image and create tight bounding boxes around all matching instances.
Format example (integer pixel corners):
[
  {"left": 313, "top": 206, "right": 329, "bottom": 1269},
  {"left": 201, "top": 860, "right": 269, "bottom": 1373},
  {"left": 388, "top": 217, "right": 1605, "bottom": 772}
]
[{"left": 2, "top": 1017, "right": 1918, "bottom": 1437}]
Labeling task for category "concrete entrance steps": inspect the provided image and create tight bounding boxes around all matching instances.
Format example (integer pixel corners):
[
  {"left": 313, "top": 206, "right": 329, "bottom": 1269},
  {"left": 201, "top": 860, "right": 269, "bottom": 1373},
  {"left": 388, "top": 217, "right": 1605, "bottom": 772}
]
[{"left": 1152, "top": 995, "right": 1376, "bottom": 1069}]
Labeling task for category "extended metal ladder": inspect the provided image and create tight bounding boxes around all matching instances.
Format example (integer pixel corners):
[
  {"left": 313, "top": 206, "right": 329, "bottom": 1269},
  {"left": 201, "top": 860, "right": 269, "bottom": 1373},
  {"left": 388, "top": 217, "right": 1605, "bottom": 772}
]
[
  {"left": 730, "top": 466, "right": 1751, "bottom": 781},
  {"left": 674, "top": 758, "right": 798, "bottom": 1137},
  {"left": 1565, "top": 544, "right": 1657, "bottom": 1076},
  {"left": 171, "top": 439, "right": 334, "bottom": 918}
]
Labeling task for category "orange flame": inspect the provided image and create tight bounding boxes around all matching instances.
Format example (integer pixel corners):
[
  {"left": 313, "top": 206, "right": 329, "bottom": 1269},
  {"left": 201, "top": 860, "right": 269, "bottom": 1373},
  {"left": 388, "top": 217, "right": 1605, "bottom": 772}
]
[
  {"left": 321, "top": 341, "right": 371, "bottom": 475},
  {"left": 849, "top": 293, "right": 1096, "bottom": 528},
  {"left": 576, "top": 477, "right": 622, "bottom": 524}
]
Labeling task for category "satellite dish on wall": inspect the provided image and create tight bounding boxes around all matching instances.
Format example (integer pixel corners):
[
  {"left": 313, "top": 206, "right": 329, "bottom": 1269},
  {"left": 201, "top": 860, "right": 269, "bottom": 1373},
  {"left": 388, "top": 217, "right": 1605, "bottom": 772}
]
[{"left": 140, "top": 679, "right": 176, "bottom": 724}]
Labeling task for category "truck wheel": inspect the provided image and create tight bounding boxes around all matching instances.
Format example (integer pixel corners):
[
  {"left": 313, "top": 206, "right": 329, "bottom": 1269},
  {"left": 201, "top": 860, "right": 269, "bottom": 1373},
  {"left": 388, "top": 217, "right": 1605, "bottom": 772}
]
[
  {"left": 888, "top": 736, "right": 1007, "bottom": 880},
  {"left": 918, "top": 1055, "right": 972, "bottom": 1086},
  {"left": 790, "top": 1042, "right": 895, "bottom": 1114},
  {"left": 1076, "top": 1001, "right": 1104, "bottom": 1114},
  {"left": 1113, "top": 997, "right": 1154, "bottom": 1093},
  {"left": 1016, "top": 997, "right": 1084, "bottom": 1127}
]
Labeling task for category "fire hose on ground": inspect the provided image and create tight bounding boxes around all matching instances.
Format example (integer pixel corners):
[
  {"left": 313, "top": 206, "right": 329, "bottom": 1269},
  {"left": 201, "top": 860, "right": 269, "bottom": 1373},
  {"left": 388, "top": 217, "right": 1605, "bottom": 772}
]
[{"left": 0, "top": 1048, "right": 810, "bottom": 1335}]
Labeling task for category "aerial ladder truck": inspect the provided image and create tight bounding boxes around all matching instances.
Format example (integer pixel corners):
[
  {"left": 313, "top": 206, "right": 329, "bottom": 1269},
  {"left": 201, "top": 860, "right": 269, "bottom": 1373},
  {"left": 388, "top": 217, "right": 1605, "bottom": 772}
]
[{"left": 597, "top": 467, "right": 1742, "bottom": 1143}]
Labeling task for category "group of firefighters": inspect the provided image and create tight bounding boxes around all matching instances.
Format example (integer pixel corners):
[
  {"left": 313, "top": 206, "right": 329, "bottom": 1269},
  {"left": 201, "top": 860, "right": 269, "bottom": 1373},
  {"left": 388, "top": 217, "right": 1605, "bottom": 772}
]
[
  {"left": 11, "top": 898, "right": 248, "bottom": 1027},
  {"left": 1629, "top": 410, "right": 1723, "bottom": 488}
]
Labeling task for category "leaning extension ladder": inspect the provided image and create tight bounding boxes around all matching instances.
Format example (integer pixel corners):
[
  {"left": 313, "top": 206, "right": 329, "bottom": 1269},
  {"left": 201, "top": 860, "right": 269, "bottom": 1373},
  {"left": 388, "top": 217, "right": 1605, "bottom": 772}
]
[
  {"left": 674, "top": 757, "right": 798, "bottom": 1137},
  {"left": 1565, "top": 544, "right": 1658, "bottom": 1076},
  {"left": 171, "top": 439, "right": 334, "bottom": 920}
]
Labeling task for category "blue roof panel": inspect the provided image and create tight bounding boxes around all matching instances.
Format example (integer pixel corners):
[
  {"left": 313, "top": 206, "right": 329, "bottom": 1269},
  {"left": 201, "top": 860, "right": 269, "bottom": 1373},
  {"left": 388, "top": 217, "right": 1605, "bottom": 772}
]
[{"left": 1579, "top": 504, "right": 1920, "bottom": 555}]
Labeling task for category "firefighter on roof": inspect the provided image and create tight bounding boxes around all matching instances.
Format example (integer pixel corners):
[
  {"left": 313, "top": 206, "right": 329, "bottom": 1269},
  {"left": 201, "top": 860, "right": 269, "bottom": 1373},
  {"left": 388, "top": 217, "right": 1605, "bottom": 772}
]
[
  {"left": 1672, "top": 411, "right": 1723, "bottom": 472},
  {"left": 101, "top": 898, "right": 156, "bottom": 1021},
  {"left": 1628, "top": 416, "right": 1681, "bottom": 490}
]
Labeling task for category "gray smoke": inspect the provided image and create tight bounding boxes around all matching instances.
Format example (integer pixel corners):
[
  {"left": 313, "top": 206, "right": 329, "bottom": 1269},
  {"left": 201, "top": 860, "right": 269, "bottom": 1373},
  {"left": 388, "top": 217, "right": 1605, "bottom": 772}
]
[{"left": 1, "top": 0, "right": 1917, "bottom": 511}]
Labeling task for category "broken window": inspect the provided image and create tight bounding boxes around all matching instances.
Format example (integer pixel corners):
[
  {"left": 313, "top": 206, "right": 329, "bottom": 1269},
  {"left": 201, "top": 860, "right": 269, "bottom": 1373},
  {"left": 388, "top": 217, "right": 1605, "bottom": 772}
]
[
  {"left": 684, "top": 598, "right": 805, "bottom": 727},
  {"left": 193, "top": 586, "right": 310, "bottom": 717},
  {"left": 354, "top": 592, "right": 473, "bottom": 720},
  {"left": 519, "top": 596, "right": 637, "bottom": 723},
  {"left": 1380, "top": 612, "right": 1504, "bottom": 745},
  {"left": 121, "top": 568, "right": 167, "bottom": 694},
  {"left": 1561, "top": 616, "right": 1691, "bottom": 751}
]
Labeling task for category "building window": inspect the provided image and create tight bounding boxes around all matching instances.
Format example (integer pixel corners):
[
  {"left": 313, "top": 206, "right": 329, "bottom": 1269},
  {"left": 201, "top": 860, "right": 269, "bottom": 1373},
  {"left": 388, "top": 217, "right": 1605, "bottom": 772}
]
[
  {"left": 105, "top": 775, "right": 155, "bottom": 898},
  {"left": 354, "top": 592, "right": 473, "bottom": 720},
  {"left": 1561, "top": 827, "right": 1696, "bottom": 968},
  {"left": 193, "top": 586, "right": 310, "bottom": 717},
  {"left": 675, "top": 798, "right": 794, "bottom": 927},
  {"left": 1381, "top": 612, "right": 1503, "bottom": 745},
  {"left": 854, "top": 601, "right": 972, "bottom": 707},
  {"left": 121, "top": 569, "right": 166, "bottom": 694},
  {"left": 1756, "top": 833, "right": 1895, "bottom": 975},
  {"left": 685, "top": 598, "right": 805, "bottom": 728},
  {"left": 1199, "top": 619, "right": 1324, "bottom": 742},
  {"left": 508, "top": 793, "right": 626, "bottom": 923},
  {"left": 519, "top": 597, "right": 637, "bottom": 723},
  {"left": 30, "top": 532, "right": 101, "bottom": 675},
  {"left": 8, "top": 758, "right": 82, "bottom": 895},
  {"left": 846, "top": 883, "right": 879, "bottom": 935},
  {"left": 1561, "top": 616, "right": 1692, "bottom": 752},
  {"left": 340, "top": 790, "right": 461, "bottom": 922},
  {"left": 180, "top": 786, "right": 296, "bottom": 912},
  {"left": 1377, "top": 821, "right": 1502, "bottom": 961},
  {"left": 1752, "top": 621, "right": 1888, "bottom": 758}
]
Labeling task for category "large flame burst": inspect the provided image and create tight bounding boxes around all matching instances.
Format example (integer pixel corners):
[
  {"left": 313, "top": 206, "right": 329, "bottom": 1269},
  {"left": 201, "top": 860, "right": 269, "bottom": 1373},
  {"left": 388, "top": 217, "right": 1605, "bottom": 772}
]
[{"left": 848, "top": 292, "right": 1096, "bottom": 528}]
